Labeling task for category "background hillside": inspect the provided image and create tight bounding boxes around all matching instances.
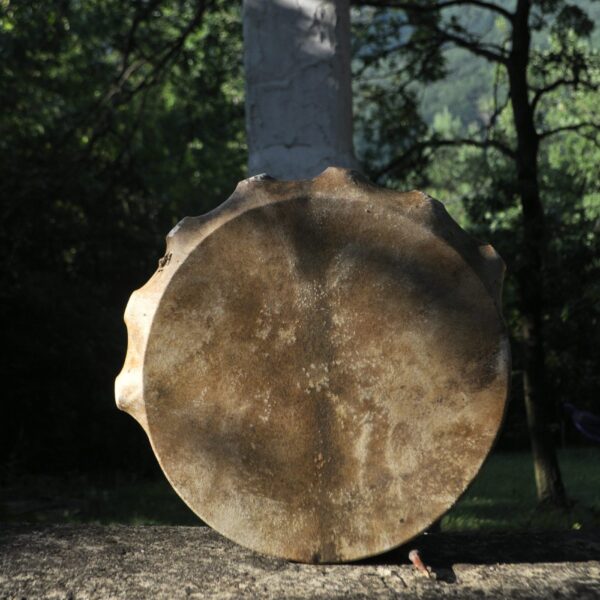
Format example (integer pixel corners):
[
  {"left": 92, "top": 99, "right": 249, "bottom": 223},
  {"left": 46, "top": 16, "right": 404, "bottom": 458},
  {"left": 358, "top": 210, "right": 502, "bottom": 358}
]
[{"left": 420, "top": 0, "right": 600, "bottom": 127}]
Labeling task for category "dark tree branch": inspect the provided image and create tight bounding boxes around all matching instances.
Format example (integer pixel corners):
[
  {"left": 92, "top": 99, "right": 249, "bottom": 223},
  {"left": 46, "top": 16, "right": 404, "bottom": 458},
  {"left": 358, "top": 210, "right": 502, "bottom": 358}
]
[
  {"left": 353, "top": 0, "right": 510, "bottom": 63},
  {"left": 354, "top": 37, "right": 422, "bottom": 77},
  {"left": 125, "top": 0, "right": 209, "bottom": 96},
  {"left": 374, "top": 136, "right": 515, "bottom": 179},
  {"left": 531, "top": 78, "right": 599, "bottom": 113},
  {"left": 427, "top": 23, "right": 508, "bottom": 63},
  {"left": 487, "top": 60, "right": 509, "bottom": 133},
  {"left": 103, "top": 58, "right": 149, "bottom": 106},
  {"left": 352, "top": 0, "right": 514, "bottom": 21},
  {"left": 354, "top": 34, "right": 442, "bottom": 80},
  {"left": 56, "top": 0, "right": 210, "bottom": 151},
  {"left": 539, "top": 122, "right": 600, "bottom": 140},
  {"left": 120, "top": 0, "right": 163, "bottom": 74}
]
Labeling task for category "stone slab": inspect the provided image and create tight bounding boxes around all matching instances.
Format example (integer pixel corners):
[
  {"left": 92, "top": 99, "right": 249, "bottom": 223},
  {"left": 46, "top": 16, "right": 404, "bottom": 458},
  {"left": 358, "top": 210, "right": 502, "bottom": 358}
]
[{"left": 1, "top": 525, "right": 599, "bottom": 599}]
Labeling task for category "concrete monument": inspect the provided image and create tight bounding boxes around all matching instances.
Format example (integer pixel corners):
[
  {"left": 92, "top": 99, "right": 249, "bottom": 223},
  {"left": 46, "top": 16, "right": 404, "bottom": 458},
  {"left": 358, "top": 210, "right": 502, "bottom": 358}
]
[{"left": 243, "top": 0, "right": 357, "bottom": 179}]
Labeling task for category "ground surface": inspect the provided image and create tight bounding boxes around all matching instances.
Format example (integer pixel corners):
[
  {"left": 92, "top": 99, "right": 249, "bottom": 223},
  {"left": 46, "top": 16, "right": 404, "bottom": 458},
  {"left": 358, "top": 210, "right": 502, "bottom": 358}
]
[{"left": 1, "top": 525, "right": 599, "bottom": 599}]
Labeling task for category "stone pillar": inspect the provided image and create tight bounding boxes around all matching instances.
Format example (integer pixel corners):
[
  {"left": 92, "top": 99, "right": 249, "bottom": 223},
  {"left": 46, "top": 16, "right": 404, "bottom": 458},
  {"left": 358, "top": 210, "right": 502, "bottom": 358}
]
[{"left": 243, "top": 0, "right": 358, "bottom": 180}]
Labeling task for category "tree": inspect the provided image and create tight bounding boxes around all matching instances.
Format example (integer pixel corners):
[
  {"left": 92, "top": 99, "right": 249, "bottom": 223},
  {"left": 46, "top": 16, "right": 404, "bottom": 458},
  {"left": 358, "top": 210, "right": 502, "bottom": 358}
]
[
  {"left": 351, "top": 0, "right": 600, "bottom": 507},
  {"left": 0, "top": 0, "right": 247, "bottom": 475}
]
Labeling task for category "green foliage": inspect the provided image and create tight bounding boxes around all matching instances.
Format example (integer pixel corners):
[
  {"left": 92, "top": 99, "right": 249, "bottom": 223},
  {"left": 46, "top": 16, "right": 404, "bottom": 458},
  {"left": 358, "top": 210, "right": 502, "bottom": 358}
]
[
  {"left": 430, "top": 35, "right": 600, "bottom": 423},
  {"left": 351, "top": 6, "right": 443, "bottom": 183},
  {"left": 352, "top": 0, "right": 600, "bottom": 443},
  {"left": 2, "top": 0, "right": 599, "bottom": 481},
  {"left": 0, "top": 0, "right": 246, "bottom": 474}
]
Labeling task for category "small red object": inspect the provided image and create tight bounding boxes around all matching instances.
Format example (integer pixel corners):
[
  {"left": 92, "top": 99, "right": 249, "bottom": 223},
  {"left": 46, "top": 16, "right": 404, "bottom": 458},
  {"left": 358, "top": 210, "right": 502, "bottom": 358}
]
[{"left": 408, "top": 549, "right": 431, "bottom": 578}]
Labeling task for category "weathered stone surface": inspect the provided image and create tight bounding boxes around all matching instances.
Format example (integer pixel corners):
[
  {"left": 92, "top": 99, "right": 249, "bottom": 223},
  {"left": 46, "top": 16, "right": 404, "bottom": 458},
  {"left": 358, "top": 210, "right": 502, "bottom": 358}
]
[
  {"left": 115, "top": 167, "right": 510, "bottom": 563},
  {"left": 1, "top": 525, "right": 599, "bottom": 599},
  {"left": 243, "top": 0, "right": 358, "bottom": 179}
]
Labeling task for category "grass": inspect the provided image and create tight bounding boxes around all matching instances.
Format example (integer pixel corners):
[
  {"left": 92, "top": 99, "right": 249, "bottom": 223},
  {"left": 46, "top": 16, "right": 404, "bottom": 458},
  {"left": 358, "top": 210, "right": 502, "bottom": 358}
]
[
  {"left": 0, "top": 473, "right": 198, "bottom": 526},
  {"left": 2, "top": 448, "right": 599, "bottom": 530},
  {"left": 442, "top": 447, "right": 600, "bottom": 531}
]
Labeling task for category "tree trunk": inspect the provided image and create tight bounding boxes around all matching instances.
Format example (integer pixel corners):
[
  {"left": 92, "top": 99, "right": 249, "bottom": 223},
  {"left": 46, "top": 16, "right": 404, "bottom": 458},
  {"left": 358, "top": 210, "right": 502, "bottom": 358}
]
[
  {"left": 508, "top": 0, "right": 567, "bottom": 507},
  {"left": 242, "top": 0, "right": 357, "bottom": 179}
]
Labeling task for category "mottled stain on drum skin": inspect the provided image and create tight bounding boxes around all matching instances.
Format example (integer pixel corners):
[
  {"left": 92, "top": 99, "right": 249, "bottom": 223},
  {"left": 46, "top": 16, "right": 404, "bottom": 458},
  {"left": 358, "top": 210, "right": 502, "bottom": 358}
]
[{"left": 115, "top": 167, "right": 510, "bottom": 564}]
